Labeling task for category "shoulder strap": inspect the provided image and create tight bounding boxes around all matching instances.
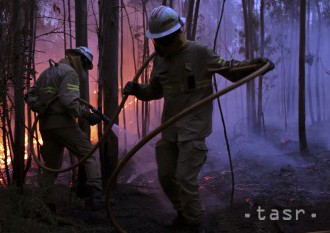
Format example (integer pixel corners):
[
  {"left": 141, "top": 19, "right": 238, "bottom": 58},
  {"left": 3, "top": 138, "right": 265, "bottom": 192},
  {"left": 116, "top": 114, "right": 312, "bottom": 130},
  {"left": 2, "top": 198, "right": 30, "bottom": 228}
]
[{"left": 48, "top": 59, "right": 59, "bottom": 67}]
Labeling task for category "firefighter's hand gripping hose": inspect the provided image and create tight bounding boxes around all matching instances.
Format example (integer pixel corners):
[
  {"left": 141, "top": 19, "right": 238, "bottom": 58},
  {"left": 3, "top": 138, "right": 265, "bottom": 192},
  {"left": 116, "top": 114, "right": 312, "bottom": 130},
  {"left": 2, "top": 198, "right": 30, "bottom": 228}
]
[
  {"left": 105, "top": 62, "right": 272, "bottom": 233},
  {"left": 30, "top": 52, "right": 156, "bottom": 174}
]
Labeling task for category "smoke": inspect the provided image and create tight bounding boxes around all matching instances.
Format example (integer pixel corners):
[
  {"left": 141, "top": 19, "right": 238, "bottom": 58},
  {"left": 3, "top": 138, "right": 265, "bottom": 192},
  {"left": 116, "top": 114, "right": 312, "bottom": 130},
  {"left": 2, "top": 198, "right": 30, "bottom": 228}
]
[{"left": 30, "top": 0, "right": 330, "bottom": 192}]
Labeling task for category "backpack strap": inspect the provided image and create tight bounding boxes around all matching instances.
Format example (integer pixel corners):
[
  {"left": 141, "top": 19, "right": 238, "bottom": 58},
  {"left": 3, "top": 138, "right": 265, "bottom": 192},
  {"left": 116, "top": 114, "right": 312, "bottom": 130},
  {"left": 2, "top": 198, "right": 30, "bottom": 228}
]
[{"left": 48, "top": 59, "right": 59, "bottom": 67}]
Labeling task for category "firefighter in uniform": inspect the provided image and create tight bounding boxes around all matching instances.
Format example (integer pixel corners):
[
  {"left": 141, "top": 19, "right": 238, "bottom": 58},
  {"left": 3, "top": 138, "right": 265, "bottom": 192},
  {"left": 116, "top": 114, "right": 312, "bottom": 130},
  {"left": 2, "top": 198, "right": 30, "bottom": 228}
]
[
  {"left": 123, "top": 6, "right": 274, "bottom": 232},
  {"left": 25, "top": 46, "right": 103, "bottom": 208}
]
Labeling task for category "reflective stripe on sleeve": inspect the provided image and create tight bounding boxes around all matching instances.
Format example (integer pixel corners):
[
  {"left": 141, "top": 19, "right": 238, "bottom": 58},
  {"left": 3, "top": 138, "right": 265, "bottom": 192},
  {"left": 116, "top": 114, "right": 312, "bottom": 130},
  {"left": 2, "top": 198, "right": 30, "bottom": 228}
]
[
  {"left": 67, "top": 83, "right": 80, "bottom": 91},
  {"left": 40, "top": 87, "right": 57, "bottom": 94}
]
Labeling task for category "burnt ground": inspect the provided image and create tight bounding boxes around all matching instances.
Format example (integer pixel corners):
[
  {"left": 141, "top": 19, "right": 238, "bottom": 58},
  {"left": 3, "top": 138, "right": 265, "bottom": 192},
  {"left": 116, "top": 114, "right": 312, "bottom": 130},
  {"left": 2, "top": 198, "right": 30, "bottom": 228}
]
[{"left": 1, "top": 122, "right": 330, "bottom": 233}]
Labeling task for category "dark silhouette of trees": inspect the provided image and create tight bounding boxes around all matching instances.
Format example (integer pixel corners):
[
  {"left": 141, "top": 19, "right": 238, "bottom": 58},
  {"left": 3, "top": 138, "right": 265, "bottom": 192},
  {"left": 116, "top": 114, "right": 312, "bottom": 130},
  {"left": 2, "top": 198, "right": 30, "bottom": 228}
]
[
  {"left": 298, "top": 0, "right": 309, "bottom": 153},
  {"left": 100, "top": 0, "right": 119, "bottom": 184},
  {"left": 75, "top": 0, "right": 90, "bottom": 191},
  {"left": 12, "top": 0, "right": 26, "bottom": 186}
]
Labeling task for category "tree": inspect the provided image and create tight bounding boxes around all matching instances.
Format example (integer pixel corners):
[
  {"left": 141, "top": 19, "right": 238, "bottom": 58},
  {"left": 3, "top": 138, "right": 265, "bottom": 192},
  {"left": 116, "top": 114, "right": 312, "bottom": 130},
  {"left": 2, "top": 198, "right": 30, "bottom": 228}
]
[
  {"left": 75, "top": 0, "right": 90, "bottom": 191},
  {"left": 298, "top": 0, "right": 308, "bottom": 153},
  {"left": 11, "top": 0, "right": 26, "bottom": 186},
  {"left": 183, "top": 0, "right": 200, "bottom": 41},
  {"left": 100, "top": 0, "right": 119, "bottom": 185},
  {"left": 25, "top": 0, "right": 37, "bottom": 179},
  {"left": 314, "top": 0, "right": 322, "bottom": 122},
  {"left": 242, "top": 0, "right": 257, "bottom": 130},
  {"left": 257, "top": 0, "right": 265, "bottom": 133}
]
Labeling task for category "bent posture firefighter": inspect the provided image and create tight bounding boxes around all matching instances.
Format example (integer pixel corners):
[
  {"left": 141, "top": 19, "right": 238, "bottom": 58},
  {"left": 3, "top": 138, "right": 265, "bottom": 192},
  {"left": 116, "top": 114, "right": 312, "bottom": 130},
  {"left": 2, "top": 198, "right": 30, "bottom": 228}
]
[
  {"left": 25, "top": 47, "right": 103, "bottom": 209},
  {"left": 123, "top": 6, "right": 274, "bottom": 232}
]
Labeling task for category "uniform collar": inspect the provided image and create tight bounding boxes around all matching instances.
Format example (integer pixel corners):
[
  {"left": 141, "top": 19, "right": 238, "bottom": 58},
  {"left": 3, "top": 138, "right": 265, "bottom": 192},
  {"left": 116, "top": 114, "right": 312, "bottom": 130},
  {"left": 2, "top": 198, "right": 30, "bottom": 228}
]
[{"left": 161, "top": 33, "right": 188, "bottom": 58}]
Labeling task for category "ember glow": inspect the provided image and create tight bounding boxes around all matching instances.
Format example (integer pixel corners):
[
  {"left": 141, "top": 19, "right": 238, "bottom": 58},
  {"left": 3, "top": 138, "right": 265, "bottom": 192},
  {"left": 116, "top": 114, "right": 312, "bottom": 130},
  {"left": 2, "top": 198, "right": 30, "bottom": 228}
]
[{"left": 0, "top": 144, "right": 11, "bottom": 170}]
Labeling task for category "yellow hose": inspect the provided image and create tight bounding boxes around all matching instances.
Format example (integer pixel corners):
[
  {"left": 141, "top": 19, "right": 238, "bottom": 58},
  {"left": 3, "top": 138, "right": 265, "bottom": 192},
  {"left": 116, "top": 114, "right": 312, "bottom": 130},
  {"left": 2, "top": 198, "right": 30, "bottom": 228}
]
[
  {"left": 30, "top": 52, "right": 156, "bottom": 173},
  {"left": 105, "top": 62, "right": 272, "bottom": 233}
]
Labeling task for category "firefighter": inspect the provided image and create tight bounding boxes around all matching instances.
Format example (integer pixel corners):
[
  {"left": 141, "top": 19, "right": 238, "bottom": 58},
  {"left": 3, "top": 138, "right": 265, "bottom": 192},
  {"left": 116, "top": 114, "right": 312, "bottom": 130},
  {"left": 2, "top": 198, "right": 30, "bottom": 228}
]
[
  {"left": 123, "top": 6, "right": 274, "bottom": 232},
  {"left": 25, "top": 46, "right": 103, "bottom": 209}
]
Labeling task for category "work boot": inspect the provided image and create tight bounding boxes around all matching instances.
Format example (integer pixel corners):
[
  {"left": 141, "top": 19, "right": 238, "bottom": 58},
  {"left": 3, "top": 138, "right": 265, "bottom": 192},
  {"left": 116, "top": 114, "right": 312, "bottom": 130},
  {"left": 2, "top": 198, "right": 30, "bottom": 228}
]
[
  {"left": 168, "top": 212, "right": 205, "bottom": 233},
  {"left": 187, "top": 223, "right": 205, "bottom": 233},
  {"left": 75, "top": 184, "right": 91, "bottom": 199},
  {"left": 90, "top": 186, "right": 105, "bottom": 210},
  {"left": 170, "top": 211, "right": 186, "bottom": 228}
]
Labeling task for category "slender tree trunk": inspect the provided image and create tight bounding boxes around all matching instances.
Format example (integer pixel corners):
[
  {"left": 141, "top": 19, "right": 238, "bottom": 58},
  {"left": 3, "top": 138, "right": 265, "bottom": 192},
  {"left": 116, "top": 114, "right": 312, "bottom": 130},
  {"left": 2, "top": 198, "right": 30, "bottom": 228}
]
[
  {"left": 306, "top": 0, "right": 315, "bottom": 124},
  {"left": 141, "top": 1, "right": 150, "bottom": 138},
  {"left": 120, "top": 0, "right": 127, "bottom": 152},
  {"left": 75, "top": 0, "right": 89, "bottom": 108},
  {"left": 25, "top": 0, "right": 37, "bottom": 179},
  {"left": 62, "top": 0, "right": 67, "bottom": 52},
  {"left": 98, "top": 0, "right": 104, "bottom": 140},
  {"left": 281, "top": 52, "right": 288, "bottom": 130},
  {"left": 257, "top": 0, "right": 264, "bottom": 133},
  {"left": 101, "top": 0, "right": 119, "bottom": 184},
  {"left": 298, "top": 0, "right": 308, "bottom": 153},
  {"left": 12, "top": 0, "right": 26, "bottom": 186},
  {"left": 185, "top": 0, "right": 195, "bottom": 40},
  {"left": 291, "top": 21, "right": 299, "bottom": 115},
  {"left": 68, "top": 0, "right": 73, "bottom": 48},
  {"left": 248, "top": 0, "right": 256, "bottom": 130},
  {"left": 315, "top": 0, "right": 321, "bottom": 122},
  {"left": 242, "top": 0, "right": 255, "bottom": 130},
  {"left": 75, "top": 0, "right": 90, "bottom": 190},
  {"left": 191, "top": 0, "right": 200, "bottom": 41}
]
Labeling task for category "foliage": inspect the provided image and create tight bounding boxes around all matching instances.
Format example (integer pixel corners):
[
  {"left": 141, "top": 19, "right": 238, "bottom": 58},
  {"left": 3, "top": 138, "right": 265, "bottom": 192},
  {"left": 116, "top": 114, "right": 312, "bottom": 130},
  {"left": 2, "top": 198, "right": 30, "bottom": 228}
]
[{"left": 265, "top": 0, "right": 300, "bottom": 23}]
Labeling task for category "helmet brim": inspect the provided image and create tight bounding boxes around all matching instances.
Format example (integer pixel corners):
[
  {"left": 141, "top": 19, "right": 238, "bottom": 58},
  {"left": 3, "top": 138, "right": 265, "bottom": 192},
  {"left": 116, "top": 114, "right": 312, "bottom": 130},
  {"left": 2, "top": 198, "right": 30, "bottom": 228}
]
[
  {"left": 65, "top": 49, "right": 80, "bottom": 56},
  {"left": 65, "top": 49, "right": 93, "bottom": 70},
  {"left": 146, "top": 17, "right": 186, "bottom": 39}
]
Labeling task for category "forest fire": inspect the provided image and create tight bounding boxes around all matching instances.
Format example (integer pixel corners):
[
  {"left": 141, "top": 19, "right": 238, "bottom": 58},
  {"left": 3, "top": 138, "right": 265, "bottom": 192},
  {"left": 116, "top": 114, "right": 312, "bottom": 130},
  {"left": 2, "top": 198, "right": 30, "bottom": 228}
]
[
  {"left": 0, "top": 145, "right": 11, "bottom": 170},
  {"left": 1, "top": 0, "right": 330, "bottom": 232}
]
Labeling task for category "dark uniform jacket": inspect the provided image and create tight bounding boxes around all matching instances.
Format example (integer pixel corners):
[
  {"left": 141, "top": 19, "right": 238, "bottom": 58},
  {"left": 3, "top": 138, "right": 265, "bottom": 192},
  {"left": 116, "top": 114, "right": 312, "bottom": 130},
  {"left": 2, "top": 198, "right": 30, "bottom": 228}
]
[
  {"left": 26, "top": 58, "right": 85, "bottom": 130},
  {"left": 135, "top": 40, "right": 262, "bottom": 142}
]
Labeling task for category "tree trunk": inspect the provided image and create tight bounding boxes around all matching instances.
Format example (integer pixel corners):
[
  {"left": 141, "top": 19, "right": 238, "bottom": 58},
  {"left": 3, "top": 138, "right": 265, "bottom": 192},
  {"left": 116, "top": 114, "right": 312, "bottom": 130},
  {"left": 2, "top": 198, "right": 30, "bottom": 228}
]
[
  {"left": 314, "top": 0, "right": 321, "bottom": 122},
  {"left": 75, "top": 0, "right": 90, "bottom": 190},
  {"left": 12, "top": 0, "right": 26, "bottom": 186},
  {"left": 185, "top": 0, "right": 195, "bottom": 40},
  {"left": 120, "top": 0, "right": 127, "bottom": 152},
  {"left": 257, "top": 0, "right": 264, "bottom": 133},
  {"left": 191, "top": 0, "right": 200, "bottom": 41},
  {"left": 68, "top": 0, "right": 73, "bottom": 48},
  {"left": 306, "top": 0, "right": 315, "bottom": 124},
  {"left": 62, "top": 0, "right": 67, "bottom": 52},
  {"left": 141, "top": 1, "right": 150, "bottom": 138},
  {"left": 24, "top": 0, "right": 37, "bottom": 179},
  {"left": 242, "top": 0, "right": 256, "bottom": 131},
  {"left": 298, "top": 0, "right": 308, "bottom": 153},
  {"left": 101, "top": 0, "right": 119, "bottom": 185}
]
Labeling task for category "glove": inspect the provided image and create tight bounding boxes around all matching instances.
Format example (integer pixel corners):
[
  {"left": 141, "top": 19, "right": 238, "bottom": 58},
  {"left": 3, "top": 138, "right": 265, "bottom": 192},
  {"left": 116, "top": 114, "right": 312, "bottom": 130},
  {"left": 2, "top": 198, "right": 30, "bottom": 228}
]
[
  {"left": 84, "top": 112, "right": 102, "bottom": 126},
  {"left": 123, "top": 82, "right": 139, "bottom": 96}
]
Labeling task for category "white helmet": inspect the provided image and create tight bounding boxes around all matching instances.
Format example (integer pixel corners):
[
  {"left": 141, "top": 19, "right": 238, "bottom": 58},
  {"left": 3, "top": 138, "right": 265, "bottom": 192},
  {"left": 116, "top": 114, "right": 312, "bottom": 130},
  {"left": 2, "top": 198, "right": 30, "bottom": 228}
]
[
  {"left": 146, "top": 6, "right": 186, "bottom": 39},
  {"left": 66, "top": 46, "right": 93, "bottom": 69}
]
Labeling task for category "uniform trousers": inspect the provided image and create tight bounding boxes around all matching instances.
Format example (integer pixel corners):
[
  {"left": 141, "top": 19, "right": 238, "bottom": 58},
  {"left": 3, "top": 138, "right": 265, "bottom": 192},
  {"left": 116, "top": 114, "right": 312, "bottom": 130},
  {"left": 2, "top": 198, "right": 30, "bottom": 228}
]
[
  {"left": 40, "top": 126, "right": 102, "bottom": 190},
  {"left": 156, "top": 138, "right": 207, "bottom": 224}
]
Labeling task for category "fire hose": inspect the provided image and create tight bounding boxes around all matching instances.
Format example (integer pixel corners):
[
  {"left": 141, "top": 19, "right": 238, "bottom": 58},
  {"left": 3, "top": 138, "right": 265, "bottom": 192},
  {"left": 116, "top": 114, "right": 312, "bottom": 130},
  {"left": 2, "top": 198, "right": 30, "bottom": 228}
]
[
  {"left": 29, "top": 53, "right": 271, "bottom": 233},
  {"left": 30, "top": 52, "right": 156, "bottom": 173},
  {"left": 105, "top": 61, "right": 272, "bottom": 233}
]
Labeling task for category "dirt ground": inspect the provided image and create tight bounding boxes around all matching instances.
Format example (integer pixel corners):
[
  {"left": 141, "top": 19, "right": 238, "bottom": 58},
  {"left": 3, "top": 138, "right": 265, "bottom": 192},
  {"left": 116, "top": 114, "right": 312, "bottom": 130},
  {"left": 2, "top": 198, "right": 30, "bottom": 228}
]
[{"left": 1, "top": 123, "right": 330, "bottom": 233}]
